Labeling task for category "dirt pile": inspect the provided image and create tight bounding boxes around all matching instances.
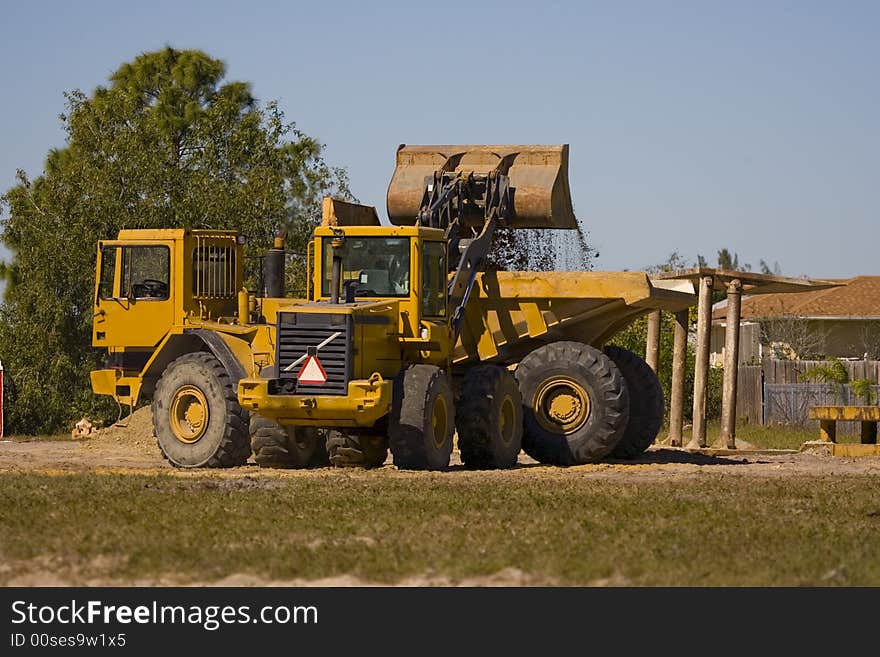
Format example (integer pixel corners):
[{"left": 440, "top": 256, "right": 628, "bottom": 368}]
[{"left": 81, "top": 406, "right": 157, "bottom": 456}]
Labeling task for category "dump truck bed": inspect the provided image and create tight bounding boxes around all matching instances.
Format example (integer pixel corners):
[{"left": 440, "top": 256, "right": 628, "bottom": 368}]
[{"left": 454, "top": 271, "right": 694, "bottom": 367}]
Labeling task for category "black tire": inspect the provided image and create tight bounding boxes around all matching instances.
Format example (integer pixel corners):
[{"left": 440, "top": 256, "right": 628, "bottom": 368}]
[
  {"left": 456, "top": 365, "right": 523, "bottom": 469},
  {"left": 250, "top": 414, "right": 329, "bottom": 468},
  {"left": 514, "top": 341, "right": 629, "bottom": 465},
  {"left": 152, "top": 352, "right": 251, "bottom": 468},
  {"left": 388, "top": 365, "right": 455, "bottom": 471},
  {"left": 327, "top": 430, "right": 388, "bottom": 468},
  {"left": 604, "top": 346, "right": 665, "bottom": 459}
]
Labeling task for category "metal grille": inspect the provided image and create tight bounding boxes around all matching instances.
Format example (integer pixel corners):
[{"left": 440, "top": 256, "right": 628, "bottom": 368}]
[
  {"left": 192, "top": 235, "right": 237, "bottom": 299},
  {"left": 276, "top": 312, "right": 351, "bottom": 396}
]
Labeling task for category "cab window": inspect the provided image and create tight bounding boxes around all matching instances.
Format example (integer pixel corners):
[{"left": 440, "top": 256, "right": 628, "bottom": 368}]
[
  {"left": 321, "top": 237, "right": 410, "bottom": 298},
  {"left": 98, "top": 246, "right": 118, "bottom": 300},
  {"left": 422, "top": 241, "right": 447, "bottom": 317},
  {"left": 120, "top": 246, "right": 170, "bottom": 300}
]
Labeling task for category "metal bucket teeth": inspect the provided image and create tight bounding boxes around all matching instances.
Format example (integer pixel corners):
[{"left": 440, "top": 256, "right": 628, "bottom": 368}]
[{"left": 386, "top": 144, "right": 577, "bottom": 229}]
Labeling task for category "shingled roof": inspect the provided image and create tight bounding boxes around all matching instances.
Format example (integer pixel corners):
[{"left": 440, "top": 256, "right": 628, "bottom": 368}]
[{"left": 712, "top": 276, "right": 880, "bottom": 321}]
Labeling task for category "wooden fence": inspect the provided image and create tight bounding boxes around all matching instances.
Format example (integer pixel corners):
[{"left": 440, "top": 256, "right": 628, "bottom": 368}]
[
  {"left": 734, "top": 359, "right": 880, "bottom": 433},
  {"left": 736, "top": 365, "right": 763, "bottom": 425},
  {"left": 762, "top": 359, "right": 880, "bottom": 385},
  {"left": 764, "top": 383, "right": 880, "bottom": 433}
]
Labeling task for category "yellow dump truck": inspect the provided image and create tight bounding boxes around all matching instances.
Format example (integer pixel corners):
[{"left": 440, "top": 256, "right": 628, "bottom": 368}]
[{"left": 90, "top": 145, "right": 693, "bottom": 470}]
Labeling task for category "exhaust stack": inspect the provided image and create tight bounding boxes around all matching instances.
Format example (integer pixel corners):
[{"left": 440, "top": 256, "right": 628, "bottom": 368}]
[{"left": 263, "top": 231, "right": 286, "bottom": 298}]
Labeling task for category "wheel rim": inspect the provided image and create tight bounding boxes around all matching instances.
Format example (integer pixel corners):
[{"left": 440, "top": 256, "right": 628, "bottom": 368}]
[
  {"left": 533, "top": 376, "right": 590, "bottom": 434},
  {"left": 499, "top": 395, "right": 517, "bottom": 445},
  {"left": 169, "top": 385, "right": 210, "bottom": 444},
  {"left": 431, "top": 393, "right": 449, "bottom": 449}
]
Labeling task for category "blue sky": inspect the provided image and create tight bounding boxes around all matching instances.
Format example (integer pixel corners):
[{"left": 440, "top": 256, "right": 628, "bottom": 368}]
[{"left": 1, "top": 0, "right": 877, "bottom": 278}]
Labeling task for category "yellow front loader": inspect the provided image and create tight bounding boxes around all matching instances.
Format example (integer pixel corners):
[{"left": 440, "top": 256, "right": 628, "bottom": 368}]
[{"left": 90, "top": 145, "right": 693, "bottom": 470}]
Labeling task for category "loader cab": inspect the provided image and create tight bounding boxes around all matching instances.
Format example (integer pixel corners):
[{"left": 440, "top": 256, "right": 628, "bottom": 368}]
[
  {"left": 93, "top": 229, "right": 242, "bottom": 351},
  {"left": 312, "top": 225, "right": 449, "bottom": 339},
  {"left": 93, "top": 237, "right": 175, "bottom": 350}
]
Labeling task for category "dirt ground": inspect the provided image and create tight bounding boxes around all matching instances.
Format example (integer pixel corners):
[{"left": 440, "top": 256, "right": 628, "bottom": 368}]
[{"left": 2, "top": 406, "right": 879, "bottom": 481}]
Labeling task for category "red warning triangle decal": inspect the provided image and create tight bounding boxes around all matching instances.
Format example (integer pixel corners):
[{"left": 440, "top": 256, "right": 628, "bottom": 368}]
[{"left": 297, "top": 355, "right": 328, "bottom": 385}]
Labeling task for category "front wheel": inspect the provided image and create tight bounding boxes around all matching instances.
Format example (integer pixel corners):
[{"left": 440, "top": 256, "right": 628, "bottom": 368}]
[
  {"left": 388, "top": 365, "right": 455, "bottom": 471},
  {"left": 515, "top": 341, "right": 629, "bottom": 465},
  {"left": 152, "top": 352, "right": 251, "bottom": 468}
]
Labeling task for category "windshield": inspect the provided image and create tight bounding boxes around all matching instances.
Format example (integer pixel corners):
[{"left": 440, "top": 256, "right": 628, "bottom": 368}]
[{"left": 321, "top": 236, "right": 410, "bottom": 298}]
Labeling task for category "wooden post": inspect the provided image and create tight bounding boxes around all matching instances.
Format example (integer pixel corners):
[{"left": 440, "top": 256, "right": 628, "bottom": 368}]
[
  {"left": 667, "top": 309, "right": 688, "bottom": 447},
  {"left": 719, "top": 279, "right": 742, "bottom": 449},
  {"left": 645, "top": 310, "right": 661, "bottom": 373},
  {"left": 688, "top": 275, "right": 713, "bottom": 449}
]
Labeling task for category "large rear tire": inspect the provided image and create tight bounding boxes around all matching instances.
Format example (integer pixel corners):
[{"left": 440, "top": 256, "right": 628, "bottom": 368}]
[
  {"left": 327, "top": 430, "right": 388, "bottom": 468},
  {"left": 388, "top": 365, "right": 454, "bottom": 471},
  {"left": 604, "top": 346, "right": 665, "bottom": 459},
  {"left": 152, "top": 352, "right": 251, "bottom": 468},
  {"left": 250, "top": 414, "right": 329, "bottom": 468},
  {"left": 515, "top": 341, "right": 629, "bottom": 465},
  {"left": 456, "top": 365, "right": 523, "bottom": 469}
]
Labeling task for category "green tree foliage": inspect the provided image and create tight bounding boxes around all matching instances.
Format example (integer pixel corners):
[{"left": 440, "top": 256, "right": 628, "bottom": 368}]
[
  {"left": 716, "top": 248, "right": 744, "bottom": 271},
  {"left": 800, "top": 359, "right": 878, "bottom": 405},
  {"left": 851, "top": 378, "right": 878, "bottom": 405},
  {"left": 0, "top": 48, "right": 350, "bottom": 434},
  {"left": 799, "top": 359, "right": 849, "bottom": 387}
]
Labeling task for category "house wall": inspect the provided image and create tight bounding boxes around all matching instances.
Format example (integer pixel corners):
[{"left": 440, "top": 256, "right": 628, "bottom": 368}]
[
  {"left": 813, "top": 319, "right": 880, "bottom": 358},
  {"left": 711, "top": 319, "right": 880, "bottom": 362}
]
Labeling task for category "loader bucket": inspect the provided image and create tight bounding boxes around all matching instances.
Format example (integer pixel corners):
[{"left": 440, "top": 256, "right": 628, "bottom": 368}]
[{"left": 386, "top": 144, "right": 577, "bottom": 229}]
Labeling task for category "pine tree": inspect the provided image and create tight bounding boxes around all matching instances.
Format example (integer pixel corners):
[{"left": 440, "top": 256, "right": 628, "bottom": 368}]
[{"left": 0, "top": 48, "right": 349, "bottom": 434}]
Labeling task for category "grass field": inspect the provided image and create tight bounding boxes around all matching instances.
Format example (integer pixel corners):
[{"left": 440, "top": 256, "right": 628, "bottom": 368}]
[
  {"left": 684, "top": 421, "right": 817, "bottom": 450},
  {"left": 682, "top": 420, "right": 874, "bottom": 450},
  {"left": 2, "top": 469, "right": 879, "bottom": 586}
]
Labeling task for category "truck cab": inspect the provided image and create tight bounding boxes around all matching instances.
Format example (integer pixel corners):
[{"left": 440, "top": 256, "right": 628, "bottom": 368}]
[
  {"left": 237, "top": 224, "right": 452, "bottom": 429},
  {"left": 91, "top": 229, "right": 243, "bottom": 409}
]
